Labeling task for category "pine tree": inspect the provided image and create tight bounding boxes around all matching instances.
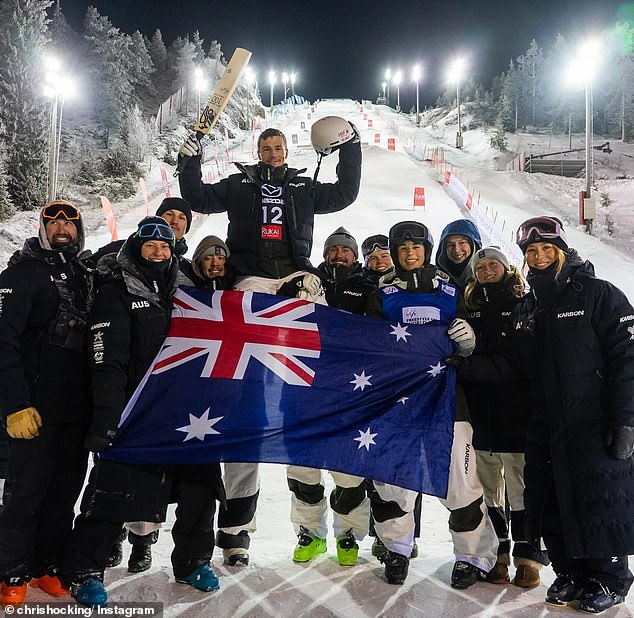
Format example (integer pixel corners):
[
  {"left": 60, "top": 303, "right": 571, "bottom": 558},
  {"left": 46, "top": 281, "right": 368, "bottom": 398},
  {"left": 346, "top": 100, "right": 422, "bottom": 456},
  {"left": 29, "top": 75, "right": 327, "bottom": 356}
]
[
  {"left": 0, "top": 137, "right": 15, "bottom": 220},
  {"left": 82, "top": 6, "right": 135, "bottom": 146},
  {"left": 0, "top": 0, "right": 51, "bottom": 210}
]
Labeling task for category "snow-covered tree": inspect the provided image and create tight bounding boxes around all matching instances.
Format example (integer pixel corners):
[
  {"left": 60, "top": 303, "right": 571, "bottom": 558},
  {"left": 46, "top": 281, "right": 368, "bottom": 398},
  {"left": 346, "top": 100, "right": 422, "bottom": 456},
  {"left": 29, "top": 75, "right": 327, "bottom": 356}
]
[
  {"left": 121, "top": 104, "right": 153, "bottom": 162},
  {"left": 0, "top": 0, "right": 51, "bottom": 210},
  {"left": 0, "top": 137, "right": 15, "bottom": 220}
]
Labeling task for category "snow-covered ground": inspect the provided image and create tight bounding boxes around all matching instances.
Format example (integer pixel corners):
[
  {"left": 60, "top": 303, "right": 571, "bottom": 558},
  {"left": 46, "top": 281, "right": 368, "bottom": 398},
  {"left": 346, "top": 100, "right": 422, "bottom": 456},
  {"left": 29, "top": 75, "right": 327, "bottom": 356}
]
[{"left": 6, "top": 99, "right": 634, "bottom": 616}]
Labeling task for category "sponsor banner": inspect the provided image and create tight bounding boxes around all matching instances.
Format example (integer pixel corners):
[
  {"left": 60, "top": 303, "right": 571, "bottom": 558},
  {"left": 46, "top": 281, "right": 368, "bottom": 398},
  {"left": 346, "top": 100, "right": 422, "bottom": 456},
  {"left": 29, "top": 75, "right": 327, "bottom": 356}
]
[
  {"left": 388, "top": 138, "right": 395, "bottom": 151},
  {"left": 159, "top": 166, "right": 171, "bottom": 198},
  {"left": 100, "top": 196, "right": 118, "bottom": 241},
  {"left": 413, "top": 187, "right": 425, "bottom": 208}
]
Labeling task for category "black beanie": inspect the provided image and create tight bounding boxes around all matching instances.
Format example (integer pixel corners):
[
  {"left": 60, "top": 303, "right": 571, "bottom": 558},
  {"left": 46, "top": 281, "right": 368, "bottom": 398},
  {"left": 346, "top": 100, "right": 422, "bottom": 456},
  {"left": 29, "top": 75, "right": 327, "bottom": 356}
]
[
  {"left": 129, "top": 216, "right": 176, "bottom": 263},
  {"left": 155, "top": 197, "right": 192, "bottom": 232}
]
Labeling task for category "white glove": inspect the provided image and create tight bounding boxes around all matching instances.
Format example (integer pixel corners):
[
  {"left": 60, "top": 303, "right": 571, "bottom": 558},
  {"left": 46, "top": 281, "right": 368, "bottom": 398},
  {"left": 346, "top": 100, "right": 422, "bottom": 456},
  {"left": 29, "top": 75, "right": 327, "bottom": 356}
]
[
  {"left": 300, "top": 273, "right": 323, "bottom": 297},
  {"left": 447, "top": 318, "right": 476, "bottom": 357},
  {"left": 179, "top": 134, "right": 202, "bottom": 158}
]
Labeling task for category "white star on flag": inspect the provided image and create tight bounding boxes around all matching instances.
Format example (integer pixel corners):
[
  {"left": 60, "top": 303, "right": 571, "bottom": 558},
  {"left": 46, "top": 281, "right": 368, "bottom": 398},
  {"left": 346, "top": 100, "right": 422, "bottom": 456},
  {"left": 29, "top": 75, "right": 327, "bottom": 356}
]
[
  {"left": 427, "top": 362, "right": 446, "bottom": 377},
  {"left": 390, "top": 323, "right": 412, "bottom": 342},
  {"left": 628, "top": 325, "right": 634, "bottom": 340},
  {"left": 350, "top": 371, "right": 372, "bottom": 391},
  {"left": 176, "top": 408, "right": 223, "bottom": 442},
  {"left": 397, "top": 396, "right": 409, "bottom": 405},
  {"left": 354, "top": 427, "right": 377, "bottom": 451}
]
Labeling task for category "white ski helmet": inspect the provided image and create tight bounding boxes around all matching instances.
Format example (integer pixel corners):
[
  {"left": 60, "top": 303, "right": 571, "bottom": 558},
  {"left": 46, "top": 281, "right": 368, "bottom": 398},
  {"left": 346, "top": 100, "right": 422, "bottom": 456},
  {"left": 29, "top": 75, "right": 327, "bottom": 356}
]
[{"left": 310, "top": 116, "right": 355, "bottom": 155}]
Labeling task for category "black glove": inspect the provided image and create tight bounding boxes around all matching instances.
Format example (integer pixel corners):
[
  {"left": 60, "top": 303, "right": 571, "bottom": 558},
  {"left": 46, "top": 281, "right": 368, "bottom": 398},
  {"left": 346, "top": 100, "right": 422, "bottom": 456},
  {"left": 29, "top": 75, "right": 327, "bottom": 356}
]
[
  {"left": 83, "top": 432, "right": 115, "bottom": 453},
  {"left": 607, "top": 425, "right": 634, "bottom": 460},
  {"left": 443, "top": 355, "right": 464, "bottom": 369}
]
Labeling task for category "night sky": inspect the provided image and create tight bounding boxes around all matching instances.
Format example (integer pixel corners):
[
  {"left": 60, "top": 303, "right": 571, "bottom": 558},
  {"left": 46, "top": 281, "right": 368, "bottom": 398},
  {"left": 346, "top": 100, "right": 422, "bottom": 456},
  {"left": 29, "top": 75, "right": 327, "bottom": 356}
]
[{"left": 60, "top": 0, "right": 630, "bottom": 107}]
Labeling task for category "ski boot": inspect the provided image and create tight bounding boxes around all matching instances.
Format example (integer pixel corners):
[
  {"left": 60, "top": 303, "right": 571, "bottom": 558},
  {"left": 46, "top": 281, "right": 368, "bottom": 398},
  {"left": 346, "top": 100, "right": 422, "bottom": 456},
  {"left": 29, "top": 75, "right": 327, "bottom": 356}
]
[
  {"left": 545, "top": 574, "right": 584, "bottom": 606},
  {"left": 379, "top": 551, "right": 409, "bottom": 585},
  {"left": 175, "top": 564, "right": 219, "bottom": 592},
  {"left": 128, "top": 544, "right": 152, "bottom": 573},
  {"left": 71, "top": 577, "right": 108, "bottom": 608},
  {"left": 578, "top": 579, "right": 625, "bottom": 614},
  {"left": 336, "top": 531, "right": 358, "bottom": 566},
  {"left": 451, "top": 561, "right": 485, "bottom": 589},
  {"left": 1, "top": 578, "right": 27, "bottom": 608},
  {"left": 293, "top": 527, "right": 326, "bottom": 563}
]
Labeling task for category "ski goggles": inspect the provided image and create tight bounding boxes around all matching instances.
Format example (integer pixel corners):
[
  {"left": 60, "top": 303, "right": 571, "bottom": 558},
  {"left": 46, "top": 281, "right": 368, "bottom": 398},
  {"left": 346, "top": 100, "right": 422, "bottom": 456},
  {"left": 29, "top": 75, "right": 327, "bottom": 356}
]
[
  {"left": 516, "top": 217, "right": 567, "bottom": 248},
  {"left": 389, "top": 221, "right": 433, "bottom": 247},
  {"left": 42, "top": 201, "right": 80, "bottom": 221},
  {"left": 135, "top": 222, "right": 175, "bottom": 242},
  {"left": 361, "top": 234, "right": 389, "bottom": 257}
]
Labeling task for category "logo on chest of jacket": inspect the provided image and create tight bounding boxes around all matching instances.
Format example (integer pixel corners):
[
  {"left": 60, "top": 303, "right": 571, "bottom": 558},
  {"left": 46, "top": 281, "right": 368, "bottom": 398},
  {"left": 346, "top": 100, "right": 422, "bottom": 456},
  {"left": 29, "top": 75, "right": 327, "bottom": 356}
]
[
  {"left": 131, "top": 300, "right": 150, "bottom": 310},
  {"left": 557, "top": 310, "right": 584, "bottom": 318},
  {"left": 288, "top": 182, "right": 306, "bottom": 188},
  {"left": 382, "top": 286, "right": 399, "bottom": 295},
  {"left": 343, "top": 290, "right": 362, "bottom": 297}
]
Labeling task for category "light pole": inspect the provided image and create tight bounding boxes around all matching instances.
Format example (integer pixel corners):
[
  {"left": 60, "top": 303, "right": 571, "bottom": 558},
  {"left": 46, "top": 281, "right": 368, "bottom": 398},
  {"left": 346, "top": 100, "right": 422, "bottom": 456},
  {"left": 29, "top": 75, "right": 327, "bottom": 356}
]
[
  {"left": 573, "top": 40, "right": 600, "bottom": 231},
  {"left": 194, "top": 67, "right": 207, "bottom": 118},
  {"left": 282, "top": 71, "right": 289, "bottom": 101},
  {"left": 245, "top": 67, "right": 255, "bottom": 130},
  {"left": 385, "top": 68, "right": 391, "bottom": 107},
  {"left": 412, "top": 64, "right": 421, "bottom": 126},
  {"left": 290, "top": 72, "right": 296, "bottom": 98},
  {"left": 268, "top": 70, "right": 276, "bottom": 107},
  {"left": 449, "top": 58, "right": 465, "bottom": 148},
  {"left": 43, "top": 56, "right": 75, "bottom": 202},
  {"left": 394, "top": 70, "right": 402, "bottom": 112}
]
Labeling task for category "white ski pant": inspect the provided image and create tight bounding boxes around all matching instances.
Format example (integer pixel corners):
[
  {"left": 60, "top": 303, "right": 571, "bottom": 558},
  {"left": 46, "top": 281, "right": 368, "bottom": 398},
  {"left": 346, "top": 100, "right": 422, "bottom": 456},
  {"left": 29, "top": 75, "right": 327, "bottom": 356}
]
[
  {"left": 218, "top": 462, "right": 260, "bottom": 536},
  {"left": 287, "top": 465, "right": 369, "bottom": 540},
  {"left": 372, "top": 421, "right": 498, "bottom": 571}
]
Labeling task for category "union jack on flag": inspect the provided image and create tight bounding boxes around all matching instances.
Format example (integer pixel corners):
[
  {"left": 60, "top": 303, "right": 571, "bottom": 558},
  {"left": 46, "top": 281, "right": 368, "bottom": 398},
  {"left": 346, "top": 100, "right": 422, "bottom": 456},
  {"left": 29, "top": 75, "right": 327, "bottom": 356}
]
[
  {"left": 151, "top": 289, "right": 321, "bottom": 386},
  {"left": 101, "top": 287, "right": 457, "bottom": 496}
]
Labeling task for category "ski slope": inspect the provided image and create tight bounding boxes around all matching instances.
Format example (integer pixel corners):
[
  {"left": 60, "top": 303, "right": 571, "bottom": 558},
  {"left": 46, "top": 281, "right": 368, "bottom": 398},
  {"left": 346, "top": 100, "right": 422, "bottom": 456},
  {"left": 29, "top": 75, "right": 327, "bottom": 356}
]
[{"left": 12, "top": 99, "right": 634, "bottom": 616}]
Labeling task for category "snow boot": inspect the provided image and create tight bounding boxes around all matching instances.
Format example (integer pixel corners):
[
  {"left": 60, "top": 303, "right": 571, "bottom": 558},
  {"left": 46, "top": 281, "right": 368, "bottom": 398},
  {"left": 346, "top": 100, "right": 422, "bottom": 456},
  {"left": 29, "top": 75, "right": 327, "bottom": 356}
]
[
  {"left": 578, "top": 579, "right": 626, "bottom": 614},
  {"left": 175, "top": 564, "right": 219, "bottom": 592},
  {"left": 486, "top": 553, "right": 510, "bottom": 584},
  {"left": 380, "top": 551, "right": 409, "bottom": 585},
  {"left": 512, "top": 565, "right": 540, "bottom": 588},
  {"left": 545, "top": 573, "right": 584, "bottom": 606},
  {"left": 128, "top": 544, "right": 152, "bottom": 573},
  {"left": 30, "top": 574, "right": 69, "bottom": 597},
  {"left": 223, "top": 548, "right": 249, "bottom": 566},
  {"left": 293, "top": 528, "right": 326, "bottom": 563},
  {"left": 336, "top": 531, "right": 358, "bottom": 566},
  {"left": 451, "top": 561, "right": 485, "bottom": 589},
  {"left": 71, "top": 577, "right": 108, "bottom": 608},
  {"left": 1, "top": 578, "right": 27, "bottom": 608},
  {"left": 106, "top": 539, "right": 123, "bottom": 568}
]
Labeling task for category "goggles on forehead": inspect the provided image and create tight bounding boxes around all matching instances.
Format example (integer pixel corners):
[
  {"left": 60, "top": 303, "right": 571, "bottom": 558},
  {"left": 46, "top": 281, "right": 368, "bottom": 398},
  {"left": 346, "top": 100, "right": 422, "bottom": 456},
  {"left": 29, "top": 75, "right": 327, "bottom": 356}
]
[
  {"left": 516, "top": 217, "right": 567, "bottom": 247},
  {"left": 42, "top": 201, "right": 80, "bottom": 221},
  {"left": 135, "top": 222, "right": 175, "bottom": 241},
  {"left": 361, "top": 235, "right": 389, "bottom": 256}
]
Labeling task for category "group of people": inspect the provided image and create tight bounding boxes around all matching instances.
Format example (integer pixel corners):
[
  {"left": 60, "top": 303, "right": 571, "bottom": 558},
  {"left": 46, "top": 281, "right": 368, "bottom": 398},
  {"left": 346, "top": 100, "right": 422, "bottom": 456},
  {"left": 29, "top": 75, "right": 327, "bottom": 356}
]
[{"left": 0, "top": 119, "right": 633, "bottom": 616}]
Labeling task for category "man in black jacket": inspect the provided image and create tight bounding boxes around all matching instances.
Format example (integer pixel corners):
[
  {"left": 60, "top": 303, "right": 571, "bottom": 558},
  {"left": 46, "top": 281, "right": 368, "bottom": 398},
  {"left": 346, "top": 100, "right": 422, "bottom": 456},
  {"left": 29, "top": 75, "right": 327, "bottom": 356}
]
[
  {"left": 0, "top": 201, "right": 91, "bottom": 608},
  {"left": 178, "top": 120, "right": 362, "bottom": 563}
]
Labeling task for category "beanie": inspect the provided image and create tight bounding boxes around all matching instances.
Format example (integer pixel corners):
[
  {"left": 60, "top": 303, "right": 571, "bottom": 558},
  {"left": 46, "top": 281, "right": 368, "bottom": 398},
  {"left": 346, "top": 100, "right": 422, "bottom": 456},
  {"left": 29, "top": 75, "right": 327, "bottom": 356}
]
[
  {"left": 155, "top": 197, "right": 192, "bottom": 232},
  {"left": 470, "top": 246, "right": 510, "bottom": 273},
  {"left": 323, "top": 226, "right": 359, "bottom": 259},
  {"left": 129, "top": 216, "right": 175, "bottom": 262},
  {"left": 192, "top": 235, "right": 230, "bottom": 279}
]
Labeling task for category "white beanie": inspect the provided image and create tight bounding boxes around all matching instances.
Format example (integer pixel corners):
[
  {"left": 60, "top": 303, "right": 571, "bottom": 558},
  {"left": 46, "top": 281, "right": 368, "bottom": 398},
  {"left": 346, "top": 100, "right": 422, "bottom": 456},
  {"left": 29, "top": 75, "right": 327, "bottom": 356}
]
[{"left": 470, "top": 246, "right": 510, "bottom": 272}]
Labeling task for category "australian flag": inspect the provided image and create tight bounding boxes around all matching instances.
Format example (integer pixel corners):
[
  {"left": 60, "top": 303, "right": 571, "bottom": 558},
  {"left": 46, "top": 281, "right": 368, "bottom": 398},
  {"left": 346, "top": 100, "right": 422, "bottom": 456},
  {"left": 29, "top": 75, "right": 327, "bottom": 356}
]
[{"left": 100, "top": 287, "right": 456, "bottom": 497}]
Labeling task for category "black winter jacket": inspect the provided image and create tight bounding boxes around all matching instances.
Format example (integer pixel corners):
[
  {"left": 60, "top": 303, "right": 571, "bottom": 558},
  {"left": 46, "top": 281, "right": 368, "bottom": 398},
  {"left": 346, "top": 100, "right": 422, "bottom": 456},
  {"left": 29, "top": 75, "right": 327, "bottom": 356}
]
[
  {"left": 515, "top": 254, "right": 634, "bottom": 558},
  {"left": 459, "top": 281, "right": 531, "bottom": 453},
  {"left": 179, "top": 142, "right": 361, "bottom": 277},
  {"left": 317, "top": 262, "right": 376, "bottom": 315},
  {"left": 0, "top": 238, "right": 91, "bottom": 424}
]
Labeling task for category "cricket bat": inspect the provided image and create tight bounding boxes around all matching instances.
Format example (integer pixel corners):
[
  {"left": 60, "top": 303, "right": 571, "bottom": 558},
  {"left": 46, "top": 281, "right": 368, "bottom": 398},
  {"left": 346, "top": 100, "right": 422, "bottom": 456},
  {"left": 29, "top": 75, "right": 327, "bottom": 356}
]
[{"left": 177, "top": 47, "right": 252, "bottom": 174}]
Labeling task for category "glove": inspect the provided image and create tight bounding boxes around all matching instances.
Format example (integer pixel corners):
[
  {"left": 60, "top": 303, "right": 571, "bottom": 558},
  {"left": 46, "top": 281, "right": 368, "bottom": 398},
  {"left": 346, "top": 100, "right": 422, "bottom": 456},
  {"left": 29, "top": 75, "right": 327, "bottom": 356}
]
[
  {"left": 443, "top": 355, "right": 464, "bottom": 369},
  {"left": 83, "top": 432, "right": 114, "bottom": 453},
  {"left": 179, "top": 134, "right": 202, "bottom": 158},
  {"left": 607, "top": 425, "right": 634, "bottom": 460},
  {"left": 7, "top": 407, "right": 42, "bottom": 439},
  {"left": 300, "top": 273, "right": 323, "bottom": 297},
  {"left": 447, "top": 318, "right": 476, "bottom": 356}
]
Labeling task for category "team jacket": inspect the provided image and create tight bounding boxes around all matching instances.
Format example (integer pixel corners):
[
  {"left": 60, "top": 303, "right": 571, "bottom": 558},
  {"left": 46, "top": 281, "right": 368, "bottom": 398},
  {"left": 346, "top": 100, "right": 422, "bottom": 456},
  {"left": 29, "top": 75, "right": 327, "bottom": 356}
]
[
  {"left": 0, "top": 238, "right": 90, "bottom": 424},
  {"left": 178, "top": 142, "right": 361, "bottom": 276},
  {"left": 317, "top": 261, "right": 376, "bottom": 315}
]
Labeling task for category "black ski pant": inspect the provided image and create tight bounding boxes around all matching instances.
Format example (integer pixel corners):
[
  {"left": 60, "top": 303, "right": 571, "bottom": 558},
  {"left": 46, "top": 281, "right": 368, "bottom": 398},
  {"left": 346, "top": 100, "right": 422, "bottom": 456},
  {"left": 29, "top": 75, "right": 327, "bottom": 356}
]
[
  {"left": 63, "top": 464, "right": 219, "bottom": 581},
  {"left": 0, "top": 422, "right": 88, "bottom": 581},
  {"left": 542, "top": 481, "right": 633, "bottom": 595}
]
